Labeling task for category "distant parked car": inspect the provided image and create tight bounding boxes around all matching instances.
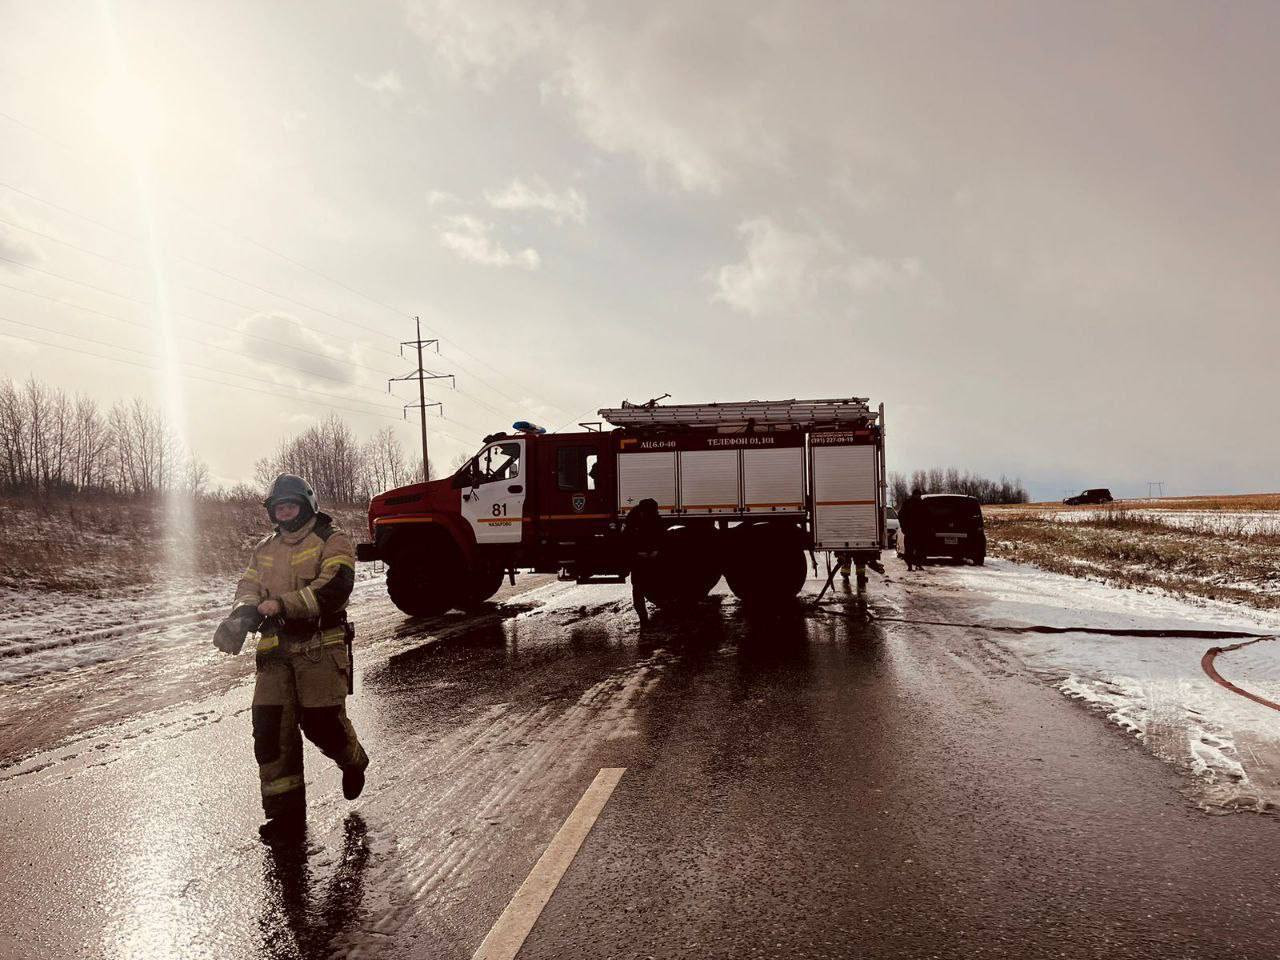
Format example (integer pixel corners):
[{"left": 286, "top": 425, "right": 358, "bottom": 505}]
[
  {"left": 1064, "top": 488, "right": 1114, "bottom": 506},
  {"left": 885, "top": 506, "right": 900, "bottom": 548},
  {"left": 898, "top": 494, "right": 986, "bottom": 565}
]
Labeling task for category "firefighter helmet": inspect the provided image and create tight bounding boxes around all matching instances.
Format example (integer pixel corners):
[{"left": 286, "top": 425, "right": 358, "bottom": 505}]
[{"left": 263, "top": 474, "right": 319, "bottom": 514}]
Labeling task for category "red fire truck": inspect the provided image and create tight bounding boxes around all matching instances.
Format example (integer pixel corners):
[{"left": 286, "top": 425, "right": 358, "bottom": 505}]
[{"left": 356, "top": 398, "right": 887, "bottom": 615}]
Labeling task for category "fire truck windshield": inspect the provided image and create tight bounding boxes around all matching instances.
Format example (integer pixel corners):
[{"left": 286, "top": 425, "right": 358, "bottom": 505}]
[{"left": 476, "top": 442, "right": 521, "bottom": 484}]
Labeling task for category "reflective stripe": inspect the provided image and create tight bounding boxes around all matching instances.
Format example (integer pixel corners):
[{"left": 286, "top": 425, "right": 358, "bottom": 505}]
[
  {"left": 322, "top": 555, "right": 355, "bottom": 571},
  {"left": 234, "top": 596, "right": 260, "bottom": 608},
  {"left": 257, "top": 635, "right": 279, "bottom": 652},
  {"left": 242, "top": 568, "right": 260, "bottom": 581},
  {"left": 259, "top": 556, "right": 274, "bottom": 566},
  {"left": 262, "top": 774, "right": 304, "bottom": 796},
  {"left": 302, "top": 587, "right": 318, "bottom": 614},
  {"left": 290, "top": 546, "right": 321, "bottom": 565}
]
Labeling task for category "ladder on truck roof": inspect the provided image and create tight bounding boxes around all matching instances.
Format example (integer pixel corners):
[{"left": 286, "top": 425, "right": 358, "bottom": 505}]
[{"left": 598, "top": 397, "right": 875, "bottom": 429}]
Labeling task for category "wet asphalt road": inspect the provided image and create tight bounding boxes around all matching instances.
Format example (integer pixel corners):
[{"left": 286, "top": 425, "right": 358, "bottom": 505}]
[{"left": 2, "top": 565, "right": 1279, "bottom": 959}]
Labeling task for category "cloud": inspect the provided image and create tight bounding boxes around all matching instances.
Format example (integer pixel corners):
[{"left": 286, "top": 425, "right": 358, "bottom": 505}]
[
  {"left": 438, "top": 214, "right": 540, "bottom": 269},
  {"left": 405, "top": 1, "right": 550, "bottom": 92},
  {"left": 846, "top": 255, "right": 921, "bottom": 291},
  {"left": 830, "top": 169, "right": 888, "bottom": 212},
  {"left": 405, "top": 1, "right": 782, "bottom": 192},
  {"left": 355, "top": 69, "right": 404, "bottom": 95},
  {"left": 426, "top": 189, "right": 459, "bottom": 207},
  {"left": 0, "top": 219, "right": 45, "bottom": 270},
  {"left": 712, "top": 217, "right": 920, "bottom": 317},
  {"left": 231, "top": 312, "right": 358, "bottom": 387},
  {"left": 484, "top": 177, "right": 587, "bottom": 224}
]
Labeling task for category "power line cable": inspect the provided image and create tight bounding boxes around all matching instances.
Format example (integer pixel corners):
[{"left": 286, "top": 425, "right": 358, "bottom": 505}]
[
  {"left": 0, "top": 180, "right": 526, "bottom": 414},
  {"left": 0, "top": 280, "right": 405, "bottom": 401},
  {"left": 0, "top": 319, "right": 403, "bottom": 422},
  {"left": 0, "top": 108, "right": 77, "bottom": 152},
  {"left": 0, "top": 212, "right": 144, "bottom": 271},
  {"left": 168, "top": 201, "right": 576, "bottom": 416},
  {"left": 0, "top": 108, "right": 574, "bottom": 416},
  {"left": 0, "top": 251, "right": 148, "bottom": 307},
  {"left": 0, "top": 255, "right": 435, "bottom": 389},
  {"left": 0, "top": 274, "right": 501, "bottom": 433},
  {"left": 0, "top": 180, "right": 399, "bottom": 340},
  {"left": 0, "top": 179, "right": 136, "bottom": 242},
  {"left": 551, "top": 406, "right": 604, "bottom": 433},
  {"left": 0, "top": 277, "right": 398, "bottom": 384},
  {"left": 0, "top": 312, "right": 407, "bottom": 414}
]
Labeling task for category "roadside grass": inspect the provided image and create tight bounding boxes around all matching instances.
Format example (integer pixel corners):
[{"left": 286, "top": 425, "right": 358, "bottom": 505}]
[
  {"left": 987, "top": 503, "right": 1280, "bottom": 611},
  {"left": 0, "top": 497, "right": 369, "bottom": 593}
]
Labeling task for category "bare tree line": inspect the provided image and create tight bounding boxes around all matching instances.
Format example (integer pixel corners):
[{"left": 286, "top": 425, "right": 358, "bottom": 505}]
[
  {"left": 889, "top": 468, "right": 1030, "bottom": 507},
  {"left": 0, "top": 376, "right": 204, "bottom": 498},
  {"left": 1, "top": 375, "right": 431, "bottom": 505},
  {"left": 253, "top": 413, "right": 433, "bottom": 506}
]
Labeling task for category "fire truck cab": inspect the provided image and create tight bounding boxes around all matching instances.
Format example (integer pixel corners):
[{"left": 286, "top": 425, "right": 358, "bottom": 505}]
[{"left": 357, "top": 398, "right": 887, "bottom": 616}]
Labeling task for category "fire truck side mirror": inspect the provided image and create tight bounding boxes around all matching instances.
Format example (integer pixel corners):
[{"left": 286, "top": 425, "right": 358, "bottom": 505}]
[{"left": 452, "top": 464, "right": 476, "bottom": 489}]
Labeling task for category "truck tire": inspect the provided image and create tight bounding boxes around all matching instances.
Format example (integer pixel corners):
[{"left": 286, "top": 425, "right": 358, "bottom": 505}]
[
  {"left": 386, "top": 556, "right": 456, "bottom": 618},
  {"left": 724, "top": 524, "right": 806, "bottom": 606},
  {"left": 461, "top": 564, "right": 505, "bottom": 610},
  {"left": 972, "top": 550, "right": 985, "bottom": 566},
  {"left": 642, "top": 527, "right": 721, "bottom": 609}
]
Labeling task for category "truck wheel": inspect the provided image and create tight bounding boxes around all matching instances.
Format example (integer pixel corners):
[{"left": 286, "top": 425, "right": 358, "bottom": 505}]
[
  {"left": 642, "top": 528, "right": 721, "bottom": 609},
  {"left": 386, "top": 557, "right": 455, "bottom": 618},
  {"left": 972, "top": 551, "right": 986, "bottom": 566},
  {"left": 461, "top": 564, "right": 505, "bottom": 610},
  {"left": 724, "top": 524, "right": 806, "bottom": 605}
]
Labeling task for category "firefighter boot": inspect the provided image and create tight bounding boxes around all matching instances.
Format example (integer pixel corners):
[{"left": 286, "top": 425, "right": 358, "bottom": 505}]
[
  {"left": 631, "top": 580, "right": 649, "bottom": 627},
  {"left": 342, "top": 763, "right": 366, "bottom": 800},
  {"left": 258, "top": 810, "right": 306, "bottom": 844}
]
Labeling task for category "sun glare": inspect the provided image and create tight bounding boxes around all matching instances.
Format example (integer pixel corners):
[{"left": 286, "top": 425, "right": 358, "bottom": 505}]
[{"left": 93, "top": 75, "right": 163, "bottom": 156}]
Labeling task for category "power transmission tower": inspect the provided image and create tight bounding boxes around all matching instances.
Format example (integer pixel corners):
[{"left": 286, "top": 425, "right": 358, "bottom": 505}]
[
  {"left": 388, "top": 317, "right": 455, "bottom": 480},
  {"left": 1147, "top": 481, "right": 1165, "bottom": 499}
]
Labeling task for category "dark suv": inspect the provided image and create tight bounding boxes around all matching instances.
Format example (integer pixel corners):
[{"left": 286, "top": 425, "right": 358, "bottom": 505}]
[
  {"left": 1064, "top": 488, "right": 1113, "bottom": 506},
  {"left": 901, "top": 494, "right": 986, "bottom": 565}
]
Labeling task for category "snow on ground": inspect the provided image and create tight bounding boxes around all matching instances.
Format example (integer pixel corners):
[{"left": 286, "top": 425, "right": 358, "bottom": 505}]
[
  {"left": 939, "top": 558, "right": 1280, "bottom": 812},
  {"left": 0, "top": 564, "right": 386, "bottom": 684},
  {"left": 1034, "top": 508, "right": 1280, "bottom": 536}
]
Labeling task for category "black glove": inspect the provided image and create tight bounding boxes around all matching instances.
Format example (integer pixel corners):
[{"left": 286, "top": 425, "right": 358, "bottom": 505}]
[{"left": 212, "top": 605, "right": 264, "bottom": 655}]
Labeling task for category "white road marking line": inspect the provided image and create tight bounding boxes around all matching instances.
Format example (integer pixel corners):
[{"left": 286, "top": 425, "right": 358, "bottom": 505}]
[{"left": 472, "top": 767, "right": 626, "bottom": 960}]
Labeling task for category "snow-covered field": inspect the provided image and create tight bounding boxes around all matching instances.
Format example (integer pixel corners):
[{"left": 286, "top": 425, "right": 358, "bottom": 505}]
[
  {"left": 938, "top": 558, "right": 1280, "bottom": 812},
  {"left": 1035, "top": 508, "right": 1280, "bottom": 536},
  {"left": 985, "top": 502, "right": 1280, "bottom": 612}
]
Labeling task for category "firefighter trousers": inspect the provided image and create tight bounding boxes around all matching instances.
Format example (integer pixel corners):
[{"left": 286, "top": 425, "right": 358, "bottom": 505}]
[{"left": 251, "top": 637, "right": 368, "bottom": 820}]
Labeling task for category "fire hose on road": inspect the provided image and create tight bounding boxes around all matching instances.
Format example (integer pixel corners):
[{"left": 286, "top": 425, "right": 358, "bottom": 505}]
[{"left": 830, "top": 609, "right": 1280, "bottom": 715}]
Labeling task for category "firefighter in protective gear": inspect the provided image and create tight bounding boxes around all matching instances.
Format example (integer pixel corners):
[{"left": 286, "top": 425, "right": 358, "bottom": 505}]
[
  {"left": 624, "top": 498, "right": 662, "bottom": 627},
  {"left": 899, "top": 489, "right": 925, "bottom": 571},
  {"left": 215, "top": 473, "right": 369, "bottom": 841},
  {"left": 836, "top": 551, "right": 853, "bottom": 580}
]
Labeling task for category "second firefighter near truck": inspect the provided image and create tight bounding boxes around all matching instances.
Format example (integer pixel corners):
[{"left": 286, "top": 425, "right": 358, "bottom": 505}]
[{"left": 212, "top": 474, "right": 369, "bottom": 842}]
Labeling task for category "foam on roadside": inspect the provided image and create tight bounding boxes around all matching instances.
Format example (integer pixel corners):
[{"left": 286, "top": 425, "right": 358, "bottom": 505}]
[{"left": 939, "top": 558, "right": 1280, "bottom": 813}]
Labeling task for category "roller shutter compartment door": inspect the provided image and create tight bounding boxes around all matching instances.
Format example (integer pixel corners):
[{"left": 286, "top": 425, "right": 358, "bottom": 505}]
[
  {"left": 742, "top": 447, "right": 805, "bottom": 513},
  {"left": 812, "top": 444, "right": 878, "bottom": 548},
  {"left": 678, "top": 450, "right": 740, "bottom": 514},
  {"left": 617, "top": 452, "right": 677, "bottom": 515}
]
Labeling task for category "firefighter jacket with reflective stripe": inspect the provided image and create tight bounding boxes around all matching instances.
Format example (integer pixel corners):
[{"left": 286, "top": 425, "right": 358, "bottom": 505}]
[{"left": 231, "top": 513, "right": 356, "bottom": 635}]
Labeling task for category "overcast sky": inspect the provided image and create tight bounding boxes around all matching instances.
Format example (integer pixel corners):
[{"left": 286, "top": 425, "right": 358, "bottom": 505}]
[{"left": 1, "top": 0, "right": 1277, "bottom": 500}]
